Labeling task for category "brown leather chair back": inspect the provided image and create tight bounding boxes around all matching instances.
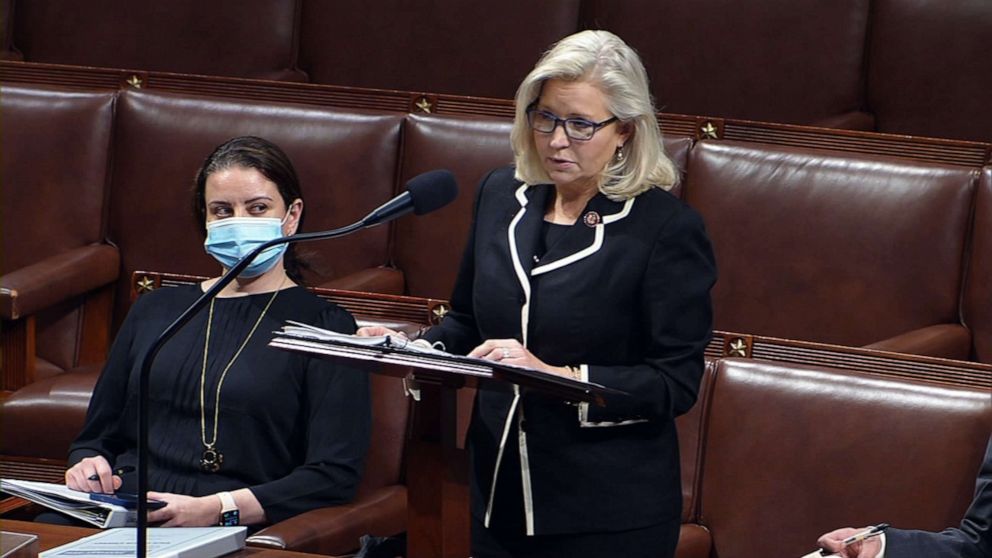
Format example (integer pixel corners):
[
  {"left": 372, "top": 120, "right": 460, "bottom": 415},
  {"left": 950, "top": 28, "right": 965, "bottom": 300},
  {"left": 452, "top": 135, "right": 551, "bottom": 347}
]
[
  {"left": 392, "top": 113, "right": 514, "bottom": 299},
  {"left": 1, "top": 84, "right": 115, "bottom": 376},
  {"left": 965, "top": 169, "right": 992, "bottom": 363},
  {"left": 107, "top": 89, "right": 403, "bottom": 327},
  {"left": 684, "top": 140, "right": 976, "bottom": 347},
  {"left": 298, "top": 0, "right": 580, "bottom": 98},
  {"left": 867, "top": 0, "right": 992, "bottom": 142},
  {"left": 582, "top": 0, "right": 872, "bottom": 128},
  {"left": 11, "top": 0, "right": 305, "bottom": 80},
  {"left": 698, "top": 358, "right": 991, "bottom": 558}
]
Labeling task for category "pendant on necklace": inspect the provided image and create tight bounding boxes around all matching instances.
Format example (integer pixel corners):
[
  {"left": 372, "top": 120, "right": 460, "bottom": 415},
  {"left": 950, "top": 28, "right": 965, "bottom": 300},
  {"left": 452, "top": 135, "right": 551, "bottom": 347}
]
[{"left": 201, "top": 446, "right": 223, "bottom": 473}]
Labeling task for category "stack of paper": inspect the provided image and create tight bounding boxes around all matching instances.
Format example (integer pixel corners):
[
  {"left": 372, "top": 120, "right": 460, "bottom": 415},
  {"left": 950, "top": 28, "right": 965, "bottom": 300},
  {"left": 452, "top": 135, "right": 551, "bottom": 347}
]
[{"left": 40, "top": 527, "right": 247, "bottom": 558}]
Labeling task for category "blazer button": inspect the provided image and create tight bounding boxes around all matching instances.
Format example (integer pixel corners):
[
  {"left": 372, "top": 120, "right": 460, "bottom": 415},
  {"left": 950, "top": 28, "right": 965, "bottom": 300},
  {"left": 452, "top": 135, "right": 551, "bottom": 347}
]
[{"left": 518, "top": 296, "right": 525, "bottom": 304}]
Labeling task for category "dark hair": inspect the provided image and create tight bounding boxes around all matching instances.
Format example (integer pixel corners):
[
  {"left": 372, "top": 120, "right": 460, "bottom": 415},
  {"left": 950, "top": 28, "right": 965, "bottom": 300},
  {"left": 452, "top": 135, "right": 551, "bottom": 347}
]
[{"left": 193, "top": 136, "right": 308, "bottom": 283}]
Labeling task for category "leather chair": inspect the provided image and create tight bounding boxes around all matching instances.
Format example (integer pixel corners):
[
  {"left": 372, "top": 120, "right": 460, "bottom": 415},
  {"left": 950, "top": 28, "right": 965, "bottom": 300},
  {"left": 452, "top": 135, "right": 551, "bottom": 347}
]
[
  {"left": 391, "top": 113, "right": 515, "bottom": 299},
  {"left": 298, "top": 0, "right": 580, "bottom": 98},
  {"left": 694, "top": 357, "right": 991, "bottom": 558},
  {"left": 684, "top": 140, "right": 976, "bottom": 358},
  {"left": 582, "top": 0, "right": 874, "bottom": 129},
  {"left": 11, "top": 0, "right": 305, "bottom": 81},
  {"left": 0, "top": 84, "right": 119, "bottom": 390},
  {"left": 866, "top": 0, "right": 992, "bottom": 143},
  {"left": 963, "top": 168, "right": 992, "bottom": 363},
  {"left": 106, "top": 89, "right": 404, "bottom": 329}
]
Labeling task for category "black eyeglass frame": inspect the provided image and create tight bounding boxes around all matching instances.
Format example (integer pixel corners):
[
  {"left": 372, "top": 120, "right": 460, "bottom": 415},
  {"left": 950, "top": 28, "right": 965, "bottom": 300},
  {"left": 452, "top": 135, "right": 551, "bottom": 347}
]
[{"left": 526, "top": 105, "right": 619, "bottom": 141}]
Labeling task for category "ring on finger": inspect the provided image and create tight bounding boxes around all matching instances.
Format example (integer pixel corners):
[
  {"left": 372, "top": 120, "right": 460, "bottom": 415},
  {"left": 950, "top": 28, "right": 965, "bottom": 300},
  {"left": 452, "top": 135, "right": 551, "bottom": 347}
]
[{"left": 501, "top": 347, "right": 511, "bottom": 359}]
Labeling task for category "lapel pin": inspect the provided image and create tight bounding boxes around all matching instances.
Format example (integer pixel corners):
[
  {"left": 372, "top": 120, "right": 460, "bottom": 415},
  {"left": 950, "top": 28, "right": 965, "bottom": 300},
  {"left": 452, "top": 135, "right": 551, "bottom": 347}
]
[{"left": 582, "top": 211, "right": 601, "bottom": 227}]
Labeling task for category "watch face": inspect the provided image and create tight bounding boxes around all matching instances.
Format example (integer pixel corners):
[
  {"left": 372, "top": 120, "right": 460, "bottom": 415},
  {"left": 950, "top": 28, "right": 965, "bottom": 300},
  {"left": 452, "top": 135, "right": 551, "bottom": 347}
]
[{"left": 220, "top": 509, "right": 240, "bottom": 526}]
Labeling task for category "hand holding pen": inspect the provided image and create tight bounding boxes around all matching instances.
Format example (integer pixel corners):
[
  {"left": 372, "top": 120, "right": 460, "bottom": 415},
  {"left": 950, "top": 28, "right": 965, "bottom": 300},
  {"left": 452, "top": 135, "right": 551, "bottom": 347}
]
[
  {"left": 812, "top": 524, "right": 889, "bottom": 558},
  {"left": 64, "top": 455, "right": 127, "bottom": 494},
  {"left": 88, "top": 465, "right": 135, "bottom": 481}
]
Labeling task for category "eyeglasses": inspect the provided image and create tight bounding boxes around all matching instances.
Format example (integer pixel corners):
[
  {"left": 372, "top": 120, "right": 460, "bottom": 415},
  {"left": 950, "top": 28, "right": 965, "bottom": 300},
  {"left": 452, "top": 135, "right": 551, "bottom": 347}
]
[{"left": 526, "top": 107, "right": 618, "bottom": 141}]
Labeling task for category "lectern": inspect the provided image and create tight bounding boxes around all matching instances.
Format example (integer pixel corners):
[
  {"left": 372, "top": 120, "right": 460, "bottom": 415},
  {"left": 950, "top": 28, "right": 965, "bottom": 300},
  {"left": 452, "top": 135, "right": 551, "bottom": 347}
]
[{"left": 269, "top": 334, "right": 626, "bottom": 558}]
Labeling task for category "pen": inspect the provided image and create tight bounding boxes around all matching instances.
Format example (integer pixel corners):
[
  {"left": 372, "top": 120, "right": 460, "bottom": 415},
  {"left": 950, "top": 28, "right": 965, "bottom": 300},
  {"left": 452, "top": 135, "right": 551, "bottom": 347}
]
[
  {"left": 841, "top": 523, "right": 889, "bottom": 547},
  {"left": 88, "top": 466, "right": 135, "bottom": 481}
]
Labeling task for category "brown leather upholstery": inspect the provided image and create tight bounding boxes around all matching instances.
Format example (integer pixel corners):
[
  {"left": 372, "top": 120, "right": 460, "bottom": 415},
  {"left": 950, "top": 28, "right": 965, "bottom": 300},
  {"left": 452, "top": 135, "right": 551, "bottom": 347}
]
[
  {"left": 11, "top": 0, "right": 305, "bottom": 81},
  {"left": 684, "top": 140, "right": 975, "bottom": 350},
  {"left": 1, "top": 84, "right": 117, "bottom": 381},
  {"left": 697, "top": 358, "right": 991, "bottom": 558},
  {"left": 0, "top": 365, "right": 100, "bottom": 460},
  {"left": 392, "top": 114, "right": 515, "bottom": 299},
  {"left": 298, "top": 0, "right": 580, "bottom": 98},
  {"left": 107, "top": 89, "right": 403, "bottom": 327},
  {"left": 582, "top": 0, "right": 872, "bottom": 127},
  {"left": 675, "top": 524, "right": 712, "bottom": 558},
  {"left": 867, "top": 0, "right": 992, "bottom": 142},
  {"left": 964, "top": 169, "right": 992, "bottom": 363}
]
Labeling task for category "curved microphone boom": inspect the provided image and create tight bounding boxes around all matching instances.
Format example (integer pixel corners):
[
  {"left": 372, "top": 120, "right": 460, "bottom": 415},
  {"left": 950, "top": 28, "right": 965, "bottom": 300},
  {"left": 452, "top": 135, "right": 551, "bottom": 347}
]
[
  {"left": 134, "top": 169, "right": 457, "bottom": 557},
  {"left": 363, "top": 169, "right": 458, "bottom": 226}
]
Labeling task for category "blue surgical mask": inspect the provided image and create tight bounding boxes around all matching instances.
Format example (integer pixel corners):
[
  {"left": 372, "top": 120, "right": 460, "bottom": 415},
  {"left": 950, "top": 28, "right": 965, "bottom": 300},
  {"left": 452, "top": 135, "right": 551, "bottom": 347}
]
[{"left": 204, "top": 216, "right": 288, "bottom": 277}]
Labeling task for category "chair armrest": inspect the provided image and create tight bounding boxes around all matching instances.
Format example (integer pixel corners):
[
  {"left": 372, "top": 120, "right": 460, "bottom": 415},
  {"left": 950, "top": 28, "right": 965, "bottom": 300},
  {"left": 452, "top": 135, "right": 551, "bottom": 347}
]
[
  {"left": 318, "top": 267, "right": 404, "bottom": 295},
  {"left": 864, "top": 323, "right": 972, "bottom": 360},
  {"left": 0, "top": 364, "right": 102, "bottom": 458},
  {"left": 675, "top": 523, "right": 712, "bottom": 558},
  {"left": 0, "top": 244, "right": 119, "bottom": 319},
  {"left": 247, "top": 485, "right": 406, "bottom": 555}
]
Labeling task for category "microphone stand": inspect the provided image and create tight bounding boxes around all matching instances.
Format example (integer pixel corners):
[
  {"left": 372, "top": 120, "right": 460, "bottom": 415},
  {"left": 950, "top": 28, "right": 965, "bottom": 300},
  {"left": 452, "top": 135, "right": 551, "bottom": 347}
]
[{"left": 135, "top": 221, "right": 364, "bottom": 557}]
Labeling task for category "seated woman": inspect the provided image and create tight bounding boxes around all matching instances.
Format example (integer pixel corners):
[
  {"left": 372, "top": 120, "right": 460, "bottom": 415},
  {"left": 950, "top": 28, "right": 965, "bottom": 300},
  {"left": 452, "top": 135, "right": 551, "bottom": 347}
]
[{"left": 61, "top": 136, "right": 371, "bottom": 528}]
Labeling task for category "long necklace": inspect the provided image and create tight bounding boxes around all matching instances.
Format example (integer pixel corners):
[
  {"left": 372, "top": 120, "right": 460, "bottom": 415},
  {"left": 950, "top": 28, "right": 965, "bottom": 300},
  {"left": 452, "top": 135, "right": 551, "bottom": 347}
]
[{"left": 199, "top": 279, "right": 284, "bottom": 473}]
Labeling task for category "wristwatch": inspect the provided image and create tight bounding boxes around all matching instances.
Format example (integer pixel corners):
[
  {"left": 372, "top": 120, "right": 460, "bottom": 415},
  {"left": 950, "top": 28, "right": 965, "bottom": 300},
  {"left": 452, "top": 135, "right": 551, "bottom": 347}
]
[{"left": 217, "top": 491, "right": 239, "bottom": 526}]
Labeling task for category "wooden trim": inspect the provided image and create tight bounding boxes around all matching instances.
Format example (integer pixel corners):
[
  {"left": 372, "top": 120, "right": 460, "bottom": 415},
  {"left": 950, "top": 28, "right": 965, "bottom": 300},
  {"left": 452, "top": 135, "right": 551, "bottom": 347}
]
[
  {"left": 129, "top": 271, "right": 449, "bottom": 327},
  {"left": 0, "top": 455, "right": 66, "bottom": 484},
  {"left": 707, "top": 331, "right": 991, "bottom": 389}
]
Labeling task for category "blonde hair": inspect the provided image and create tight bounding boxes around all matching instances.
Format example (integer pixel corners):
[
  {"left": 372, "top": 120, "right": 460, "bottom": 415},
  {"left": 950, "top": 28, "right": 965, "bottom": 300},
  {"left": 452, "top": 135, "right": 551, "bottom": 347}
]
[{"left": 510, "top": 30, "right": 677, "bottom": 200}]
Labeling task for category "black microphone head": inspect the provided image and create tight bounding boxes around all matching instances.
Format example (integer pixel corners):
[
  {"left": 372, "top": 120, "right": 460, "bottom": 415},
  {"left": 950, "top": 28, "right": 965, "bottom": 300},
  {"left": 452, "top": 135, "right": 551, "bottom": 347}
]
[{"left": 406, "top": 169, "right": 458, "bottom": 215}]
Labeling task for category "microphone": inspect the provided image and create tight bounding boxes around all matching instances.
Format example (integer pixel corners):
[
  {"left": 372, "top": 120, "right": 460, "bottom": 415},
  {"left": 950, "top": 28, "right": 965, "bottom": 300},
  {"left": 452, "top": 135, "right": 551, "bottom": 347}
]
[
  {"left": 364, "top": 169, "right": 458, "bottom": 226},
  {"left": 133, "top": 169, "right": 458, "bottom": 557}
]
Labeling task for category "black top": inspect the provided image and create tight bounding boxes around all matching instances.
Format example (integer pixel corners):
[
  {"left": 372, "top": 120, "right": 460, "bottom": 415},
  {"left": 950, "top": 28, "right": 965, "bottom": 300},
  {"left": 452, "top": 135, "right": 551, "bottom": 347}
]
[
  {"left": 69, "top": 284, "right": 371, "bottom": 525},
  {"left": 425, "top": 166, "right": 716, "bottom": 535}
]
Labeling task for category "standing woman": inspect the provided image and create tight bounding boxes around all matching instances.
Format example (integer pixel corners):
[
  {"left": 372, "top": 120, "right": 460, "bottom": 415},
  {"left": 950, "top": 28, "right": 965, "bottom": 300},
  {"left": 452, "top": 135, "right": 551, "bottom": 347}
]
[
  {"left": 63, "top": 136, "right": 371, "bottom": 528},
  {"left": 364, "top": 30, "right": 716, "bottom": 557}
]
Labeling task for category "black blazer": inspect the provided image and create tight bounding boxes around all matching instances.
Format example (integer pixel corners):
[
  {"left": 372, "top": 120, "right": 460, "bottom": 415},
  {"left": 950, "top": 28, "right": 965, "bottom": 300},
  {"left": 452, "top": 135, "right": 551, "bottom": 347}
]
[
  {"left": 886, "top": 435, "right": 992, "bottom": 557},
  {"left": 425, "top": 166, "right": 716, "bottom": 535}
]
